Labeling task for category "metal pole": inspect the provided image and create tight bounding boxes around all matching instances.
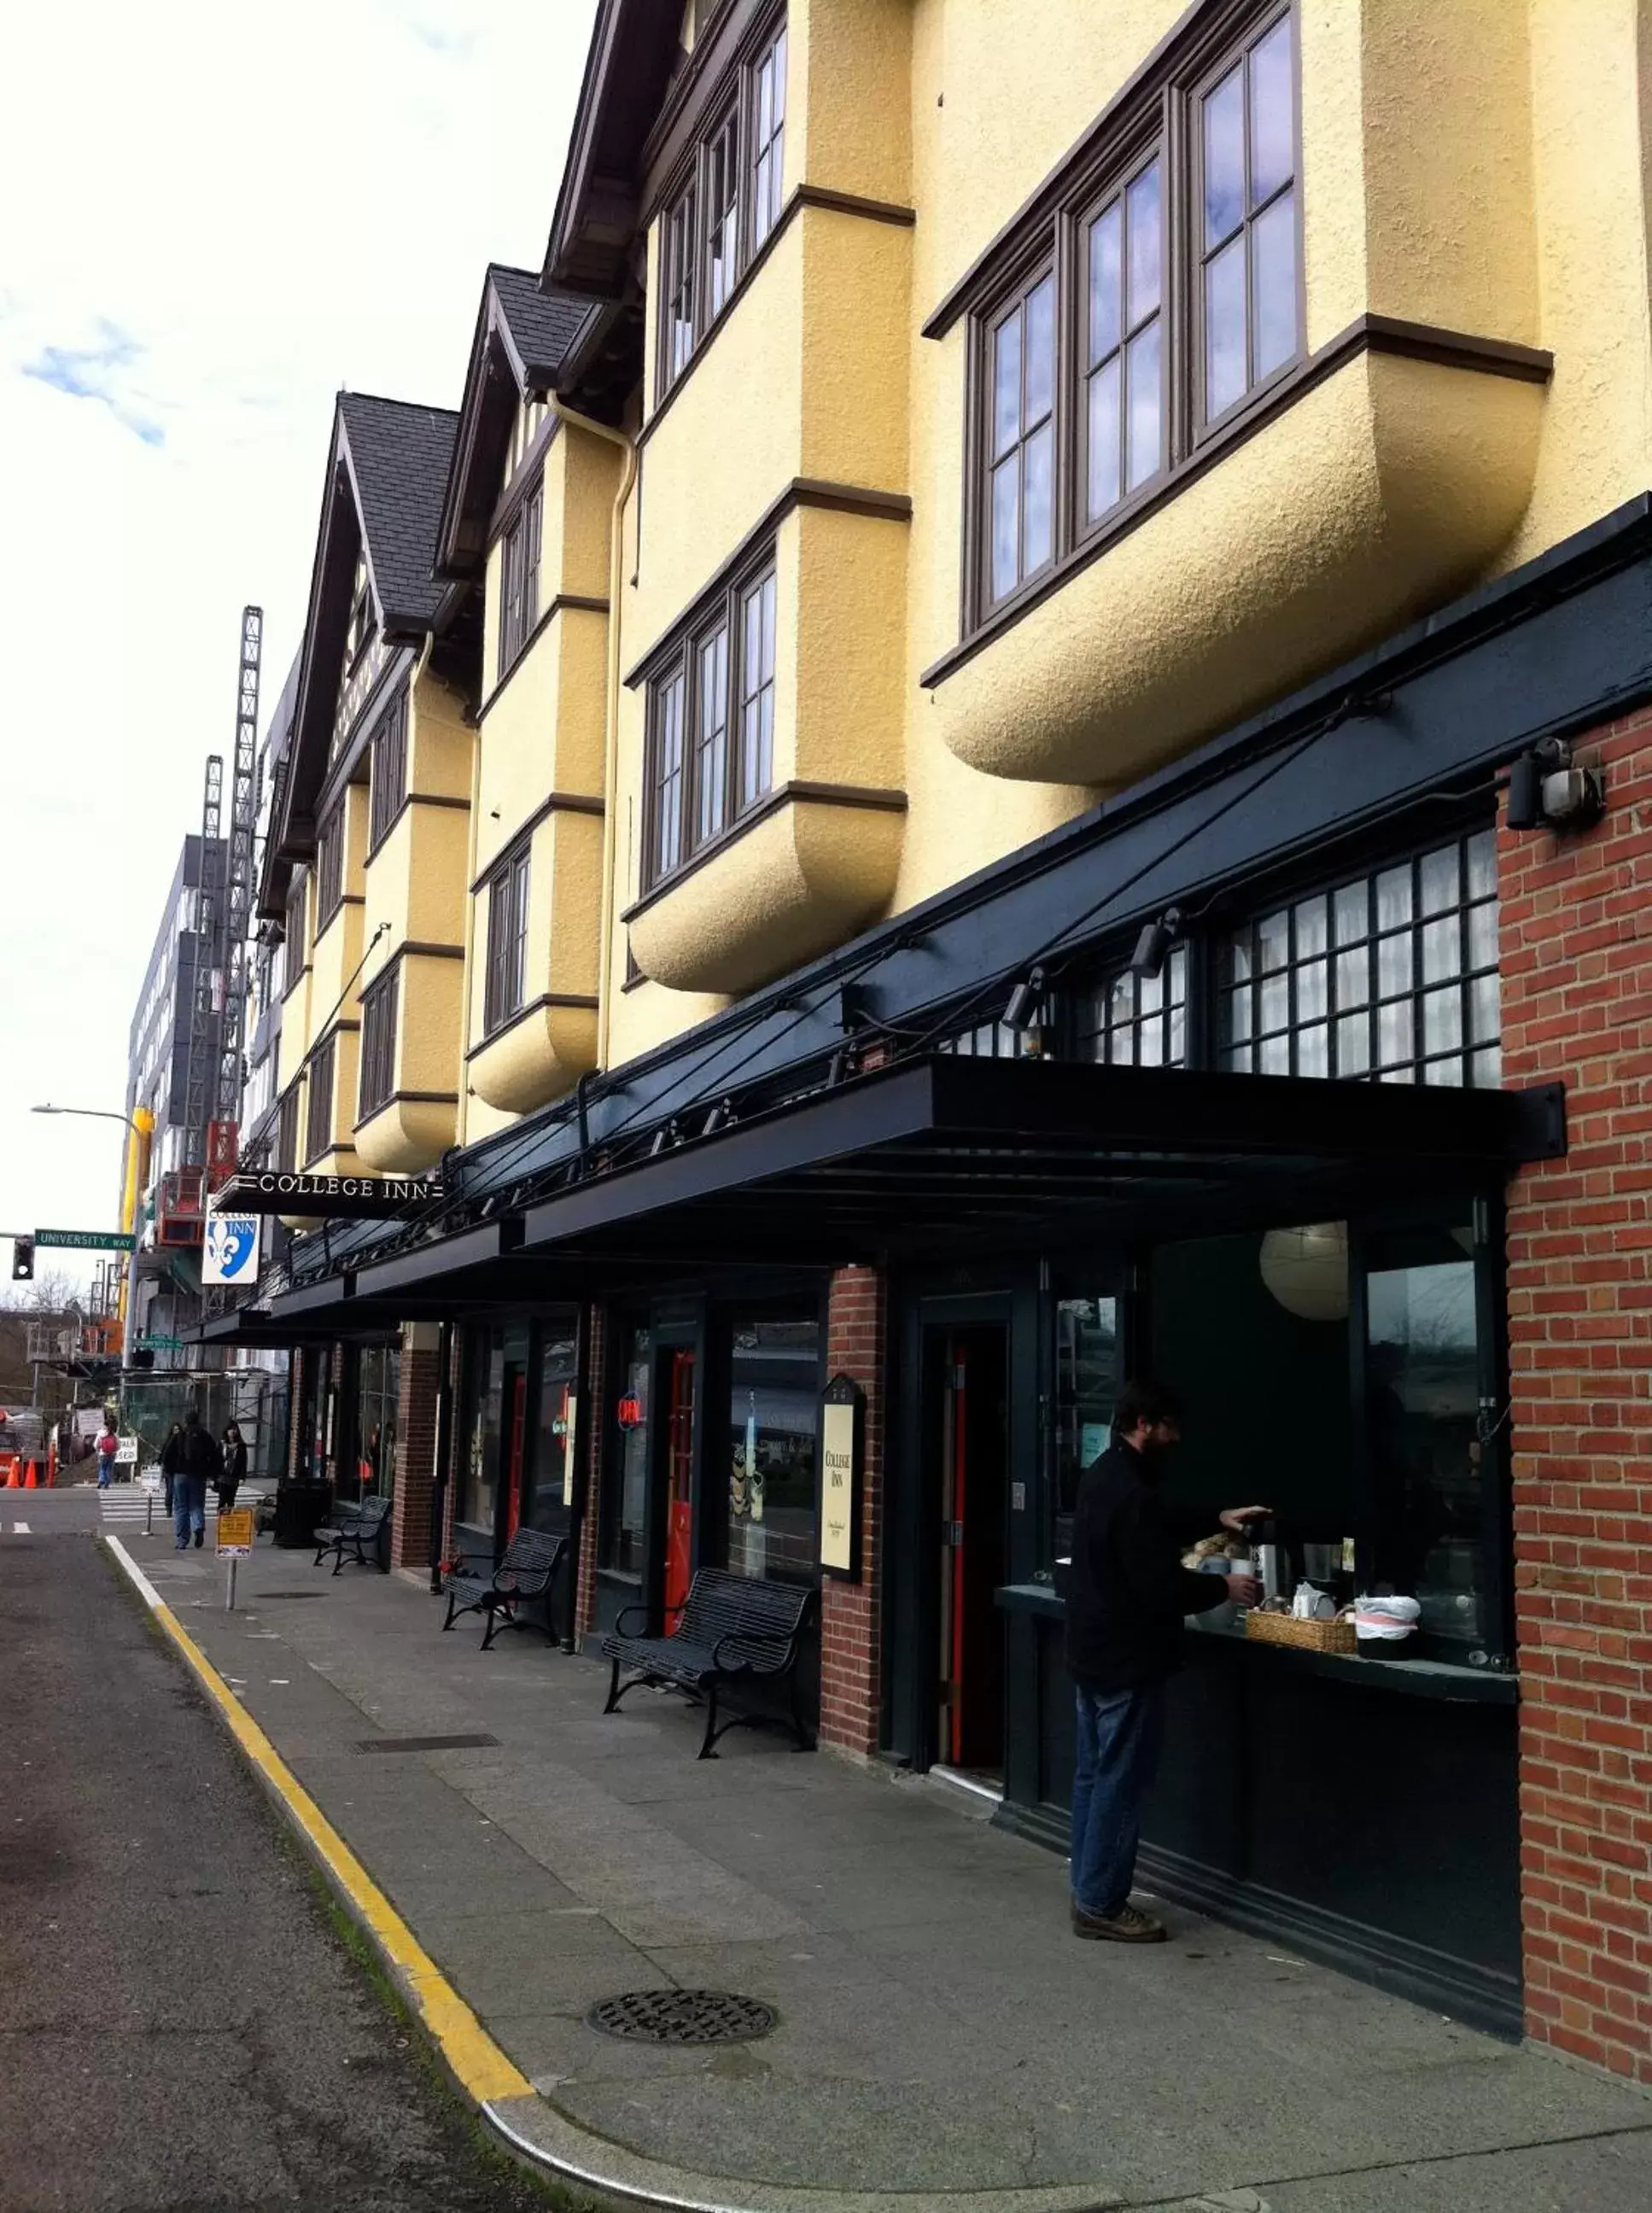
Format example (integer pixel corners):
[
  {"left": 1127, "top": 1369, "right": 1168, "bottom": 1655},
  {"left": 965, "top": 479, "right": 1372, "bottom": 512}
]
[
  {"left": 145, "top": 1486, "right": 154, "bottom": 1539},
  {"left": 226, "top": 1556, "right": 236, "bottom": 1611}
]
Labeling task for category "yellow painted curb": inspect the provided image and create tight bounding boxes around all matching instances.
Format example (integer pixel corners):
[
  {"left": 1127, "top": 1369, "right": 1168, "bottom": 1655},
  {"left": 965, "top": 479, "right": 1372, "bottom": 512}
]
[{"left": 107, "top": 1539, "right": 531, "bottom": 2105}]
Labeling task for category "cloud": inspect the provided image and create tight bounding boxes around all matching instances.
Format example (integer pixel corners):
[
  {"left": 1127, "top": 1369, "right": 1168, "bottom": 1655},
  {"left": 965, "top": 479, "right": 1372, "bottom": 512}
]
[{"left": 21, "top": 318, "right": 165, "bottom": 446}]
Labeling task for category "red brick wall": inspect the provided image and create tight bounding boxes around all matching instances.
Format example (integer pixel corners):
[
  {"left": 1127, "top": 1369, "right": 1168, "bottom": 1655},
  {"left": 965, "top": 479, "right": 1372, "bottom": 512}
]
[
  {"left": 390, "top": 1330, "right": 441, "bottom": 1574},
  {"left": 1501, "top": 710, "right": 1652, "bottom": 2082},
  {"left": 575, "top": 1306, "right": 607, "bottom": 1643},
  {"left": 819, "top": 1266, "right": 886, "bottom": 1757}
]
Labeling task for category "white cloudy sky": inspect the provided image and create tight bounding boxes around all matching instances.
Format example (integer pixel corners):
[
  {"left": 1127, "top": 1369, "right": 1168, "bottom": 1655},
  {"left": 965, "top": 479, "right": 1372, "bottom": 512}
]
[{"left": 0, "top": 0, "right": 597, "bottom": 1296}]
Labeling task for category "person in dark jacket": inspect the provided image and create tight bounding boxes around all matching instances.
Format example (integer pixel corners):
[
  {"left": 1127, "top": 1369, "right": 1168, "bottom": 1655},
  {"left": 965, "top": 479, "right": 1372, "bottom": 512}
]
[
  {"left": 218, "top": 1422, "right": 248, "bottom": 1515},
  {"left": 161, "top": 1411, "right": 223, "bottom": 1551},
  {"left": 1065, "top": 1380, "right": 1265, "bottom": 1943}
]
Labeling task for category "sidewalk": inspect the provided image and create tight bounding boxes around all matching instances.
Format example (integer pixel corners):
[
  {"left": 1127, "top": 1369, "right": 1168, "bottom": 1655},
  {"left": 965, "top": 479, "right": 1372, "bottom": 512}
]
[{"left": 120, "top": 1537, "right": 1652, "bottom": 2213}]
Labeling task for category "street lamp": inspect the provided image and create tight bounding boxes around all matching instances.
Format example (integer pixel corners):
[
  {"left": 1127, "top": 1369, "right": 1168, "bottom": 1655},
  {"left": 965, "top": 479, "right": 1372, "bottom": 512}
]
[{"left": 32, "top": 1103, "right": 143, "bottom": 1130}]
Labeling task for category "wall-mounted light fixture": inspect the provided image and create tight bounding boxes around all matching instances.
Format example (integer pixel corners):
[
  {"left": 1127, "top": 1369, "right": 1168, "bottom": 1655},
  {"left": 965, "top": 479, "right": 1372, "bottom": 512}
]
[
  {"left": 1129, "top": 907, "right": 1182, "bottom": 982},
  {"left": 702, "top": 1098, "right": 734, "bottom": 1137},
  {"left": 1002, "top": 965, "right": 1046, "bottom": 1032},
  {"left": 1505, "top": 739, "right": 1604, "bottom": 834}
]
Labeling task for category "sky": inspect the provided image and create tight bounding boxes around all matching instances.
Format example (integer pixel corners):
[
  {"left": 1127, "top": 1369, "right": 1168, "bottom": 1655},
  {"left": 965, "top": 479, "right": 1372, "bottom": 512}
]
[{"left": 0, "top": 0, "right": 598, "bottom": 1299}]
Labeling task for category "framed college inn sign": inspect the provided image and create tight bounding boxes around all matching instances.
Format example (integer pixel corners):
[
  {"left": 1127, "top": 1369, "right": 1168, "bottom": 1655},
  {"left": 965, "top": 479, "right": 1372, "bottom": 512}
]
[
  {"left": 216, "top": 1171, "right": 443, "bottom": 1218},
  {"left": 819, "top": 1373, "right": 864, "bottom": 1581}
]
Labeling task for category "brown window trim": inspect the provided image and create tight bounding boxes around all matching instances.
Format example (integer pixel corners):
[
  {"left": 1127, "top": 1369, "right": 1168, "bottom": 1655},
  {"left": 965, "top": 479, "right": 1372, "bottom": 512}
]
[
  {"left": 487, "top": 412, "right": 560, "bottom": 547},
  {"left": 468, "top": 792, "right": 605, "bottom": 895},
  {"left": 497, "top": 476, "right": 544, "bottom": 682},
  {"left": 365, "top": 789, "right": 470, "bottom": 865},
  {"left": 482, "top": 839, "right": 533, "bottom": 1040},
  {"left": 622, "top": 779, "right": 907, "bottom": 925},
  {"left": 353, "top": 1088, "right": 460, "bottom": 1136},
  {"left": 623, "top": 476, "right": 910, "bottom": 692},
  {"left": 477, "top": 595, "right": 610, "bottom": 725},
  {"left": 366, "top": 687, "right": 410, "bottom": 857},
  {"left": 357, "top": 966, "right": 399, "bottom": 1124},
  {"left": 638, "top": 184, "right": 914, "bottom": 458},
  {"left": 464, "top": 990, "right": 600, "bottom": 1061},
  {"left": 921, "top": 313, "right": 1554, "bottom": 692}
]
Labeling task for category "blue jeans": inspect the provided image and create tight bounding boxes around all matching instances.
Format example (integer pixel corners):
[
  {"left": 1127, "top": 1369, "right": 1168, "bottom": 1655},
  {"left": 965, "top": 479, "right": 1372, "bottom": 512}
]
[
  {"left": 97, "top": 1458, "right": 114, "bottom": 1487},
  {"left": 1070, "top": 1680, "right": 1166, "bottom": 1920},
  {"left": 173, "top": 1476, "right": 205, "bottom": 1548}
]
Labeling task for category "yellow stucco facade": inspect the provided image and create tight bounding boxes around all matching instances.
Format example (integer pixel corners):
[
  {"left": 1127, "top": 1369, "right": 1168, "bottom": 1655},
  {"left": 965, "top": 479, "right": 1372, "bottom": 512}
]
[{"left": 271, "top": 0, "right": 1652, "bottom": 1166}]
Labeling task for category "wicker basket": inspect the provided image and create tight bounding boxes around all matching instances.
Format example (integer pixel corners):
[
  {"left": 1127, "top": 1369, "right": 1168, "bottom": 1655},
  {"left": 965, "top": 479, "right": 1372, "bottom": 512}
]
[{"left": 1245, "top": 1609, "right": 1357, "bottom": 1655}]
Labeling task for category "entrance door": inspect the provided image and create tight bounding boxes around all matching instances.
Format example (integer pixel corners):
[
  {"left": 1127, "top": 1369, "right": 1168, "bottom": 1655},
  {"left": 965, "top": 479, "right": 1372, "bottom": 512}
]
[
  {"left": 663, "top": 1347, "right": 697, "bottom": 1614},
  {"left": 937, "top": 1325, "right": 1009, "bottom": 1777}
]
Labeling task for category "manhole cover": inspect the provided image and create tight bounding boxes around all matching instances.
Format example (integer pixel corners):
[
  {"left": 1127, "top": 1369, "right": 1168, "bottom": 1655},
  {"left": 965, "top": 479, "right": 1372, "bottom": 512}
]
[{"left": 587, "top": 1989, "right": 777, "bottom": 2045}]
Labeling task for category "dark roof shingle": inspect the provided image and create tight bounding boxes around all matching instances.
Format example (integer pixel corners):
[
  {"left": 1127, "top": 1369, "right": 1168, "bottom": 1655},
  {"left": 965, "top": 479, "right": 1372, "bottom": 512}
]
[
  {"left": 488, "top": 266, "right": 597, "bottom": 385},
  {"left": 337, "top": 393, "right": 459, "bottom": 630}
]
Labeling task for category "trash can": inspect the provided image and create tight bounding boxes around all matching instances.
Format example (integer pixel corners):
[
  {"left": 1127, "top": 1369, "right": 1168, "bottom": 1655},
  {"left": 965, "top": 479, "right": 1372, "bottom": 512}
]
[{"left": 272, "top": 1478, "right": 332, "bottom": 1550}]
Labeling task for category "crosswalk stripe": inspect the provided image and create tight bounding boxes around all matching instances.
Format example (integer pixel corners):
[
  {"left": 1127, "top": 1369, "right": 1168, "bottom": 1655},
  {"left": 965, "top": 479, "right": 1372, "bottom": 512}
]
[{"left": 12, "top": 1521, "right": 30, "bottom": 1534}]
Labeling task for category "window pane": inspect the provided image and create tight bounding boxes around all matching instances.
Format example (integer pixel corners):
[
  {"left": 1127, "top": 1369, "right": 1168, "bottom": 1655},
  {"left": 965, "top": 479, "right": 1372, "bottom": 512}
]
[
  {"left": 1204, "top": 65, "right": 1246, "bottom": 247},
  {"left": 1472, "top": 1044, "right": 1502, "bottom": 1088},
  {"left": 1251, "top": 189, "right": 1297, "bottom": 380},
  {"left": 1334, "top": 880, "right": 1369, "bottom": 943},
  {"left": 1335, "top": 945, "right": 1369, "bottom": 1009},
  {"left": 1087, "top": 357, "right": 1122, "bottom": 520},
  {"left": 1298, "top": 957, "right": 1328, "bottom": 1022},
  {"left": 1466, "top": 828, "right": 1497, "bottom": 901},
  {"left": 1260, "top": 1031, "right": 1289, "bottom": 1075},
  {"left": 1423, "top": 985, "right": 1462, "bottom": 1055},
  {"left": 1421, "top": 915, "right": 1458, "bottom": 984},
  {"left": 1420, "top": 844, "right": 1459, "bottom": 914},
  {"left": 725, "top": 1315, "right": 820, "bottom": 1584},
  {"left": 1088, "top": 202, "right": 1122, "bottom": 364},
  {"left": 1376, "top": 865, "right": 1413, "bottom": 930},
  {"left": 1377, "top": 931, "right": 1411, "bottom": 998},
  {"left": 993, "top": 310, "right": 1022, "bottom": 457},
  {"left": 1126, "top": 320, "right": 1162, "bottom": 490},
  {"left": 1378, "top": 998, "right": 1413, "bottom": 1066},
  {"left": 1471, "top": 972, "right": 1500, "bottom": 1042},
  {"left": 1367, "top": 1256, "right": 1482, "bottom": 1642},
  {"left": 1258, "top": 908, "right": 1290, "bottom": 969},
  {"left": 1250, "top": 16, "right": 1294, "bottom": 206},
  {"left": 1127, "top": 160, "right": 1161, "bottom": 323},
  {"left": 1022, "top": 421, "right": 1054, "bottom": 575},
  {"left": 1227, "top": 985, "right": 1252, "bottom": 1043},
  {"left": 1294, "top": 895, "right": 1328, "bottom": 959},
  {"left": 1298, "top": 1022, "right": 1329, "bottom": 1077},
  {"left": 1024, "top": 275, "right": 1055, "bottom": 425},
  {"left": 1468, "top": 901, "right": 1497, "bottom": 972},
  {"left": 1260, "top": 971, "right": 1288, "bottom": 1034},
  {"left": 1336, "top": 1012, "right": 1370, "bottom": 1077},
  {"left": 1205, "top": 235, "right": 1246, "bottom": 416},
  {"left": 990, "top": 455, "right": 1019, "bottom": 601},
  {"left": 696, "top": 626, "right": 729, "bottom": 845}
]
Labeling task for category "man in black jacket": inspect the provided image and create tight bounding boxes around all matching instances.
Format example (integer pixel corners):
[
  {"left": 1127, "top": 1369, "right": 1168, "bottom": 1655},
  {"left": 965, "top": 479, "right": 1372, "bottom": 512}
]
[
  {"left": 1066, "top": 1380, "right": 1264, "bottom": 1943},
  {"left": 161, "top": 1410, "right": 223, "bottom": 1552}
]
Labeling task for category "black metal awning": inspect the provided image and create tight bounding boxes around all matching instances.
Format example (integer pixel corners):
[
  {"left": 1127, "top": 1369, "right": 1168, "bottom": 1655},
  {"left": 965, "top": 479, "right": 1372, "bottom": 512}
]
[
  {"left": 266, "top": 1057, "right": 1564, "bottom": 1323},
  {"left": 516, "top": 1055, "right": 1565, "bottom": 1268},
  {"left": 190, "top": 1293, "right": 402, "bottom": 1350}
]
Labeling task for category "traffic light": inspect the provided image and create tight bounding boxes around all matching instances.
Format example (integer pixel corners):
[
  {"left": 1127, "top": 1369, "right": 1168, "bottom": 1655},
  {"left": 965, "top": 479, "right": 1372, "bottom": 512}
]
[{"left": 11, "top": 1237, "right": 33, "bottom": 1282}]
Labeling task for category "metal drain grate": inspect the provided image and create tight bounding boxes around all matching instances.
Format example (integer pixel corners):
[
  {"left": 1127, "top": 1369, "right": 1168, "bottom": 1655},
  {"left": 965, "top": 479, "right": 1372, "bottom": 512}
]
[
  {"left": 587, "top": 1989, "right": 777, "bottom": 2046},
  {"left": 356, "top": 1734, "right": 501, "bottom": 1755},
  {"left": 253, "top": 1591, "right": 329, "bottom": 1600}
]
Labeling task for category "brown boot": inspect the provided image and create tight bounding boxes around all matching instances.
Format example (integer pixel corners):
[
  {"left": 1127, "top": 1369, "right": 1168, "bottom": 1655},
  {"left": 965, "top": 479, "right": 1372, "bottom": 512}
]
[{"left": 1071, "top": 1900, "right": 1167, "bottom": 1943}]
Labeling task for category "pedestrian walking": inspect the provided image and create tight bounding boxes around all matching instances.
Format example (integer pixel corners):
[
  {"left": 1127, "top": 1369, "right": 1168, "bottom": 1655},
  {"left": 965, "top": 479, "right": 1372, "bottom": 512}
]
[
  {"left": 161, "top": 1412, "right": 222, "bottom": 1551},
  {"left": 1064, "top": 1380, "right": 1266, "bottom": 1943},
  {"left": 159, "top": 1422, "right": 182, "bottom": 1515},
  {"left": 95, "top": 1422, "right": 120, "bottom": 1489},
  {"left": 217, "top": 1422, "right": 247, "bottom": 1516}
]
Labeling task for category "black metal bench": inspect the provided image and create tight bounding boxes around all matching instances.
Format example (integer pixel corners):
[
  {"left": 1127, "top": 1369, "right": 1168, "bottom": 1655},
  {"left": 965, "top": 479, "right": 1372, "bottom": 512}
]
[
  {"left": 312, "top": 1492, "right": 391, "bottom": 1575},
  {"left": 600, "top": 1568, "right": 816, "bottom": 1758},
  {"left": 441, "top": 1527, "right": 568, "bottom": 1651}
]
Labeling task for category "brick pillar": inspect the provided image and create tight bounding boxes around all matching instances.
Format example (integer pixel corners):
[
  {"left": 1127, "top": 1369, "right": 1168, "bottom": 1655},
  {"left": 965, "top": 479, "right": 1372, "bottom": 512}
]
[
  {"left": 818, "top": 1265, "right": 886, "bottom": 1758},
  {"left": 575, "top": 1305, "right": 607, "bottom": 1643},
  {"left": 390, "top": 1323, "right": 441, "bottom": 1574},
  {"left": 1501, "top": 709, "right": 1652, "bottom": 2084}
]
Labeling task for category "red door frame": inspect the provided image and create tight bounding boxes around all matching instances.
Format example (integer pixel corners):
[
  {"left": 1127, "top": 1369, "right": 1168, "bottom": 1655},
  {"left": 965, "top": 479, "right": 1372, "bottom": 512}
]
[{"left": 663, "top": 1347, "right": 696, "bottom": 1614}]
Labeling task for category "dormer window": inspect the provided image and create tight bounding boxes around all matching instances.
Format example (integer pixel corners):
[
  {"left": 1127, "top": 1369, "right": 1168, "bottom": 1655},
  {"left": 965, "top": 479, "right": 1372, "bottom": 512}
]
[
  {"left": 498, "top": 481, "right": 543, "bottom": 677},
  {"left": 346, "top": 552, "right": 376, "bottom": 669}
]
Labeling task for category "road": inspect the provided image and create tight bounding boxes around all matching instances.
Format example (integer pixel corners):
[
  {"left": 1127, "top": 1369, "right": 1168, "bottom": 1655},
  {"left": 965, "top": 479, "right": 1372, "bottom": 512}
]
[{"left": 0, "top": 1490, "right": 554, "bottom": 2212}]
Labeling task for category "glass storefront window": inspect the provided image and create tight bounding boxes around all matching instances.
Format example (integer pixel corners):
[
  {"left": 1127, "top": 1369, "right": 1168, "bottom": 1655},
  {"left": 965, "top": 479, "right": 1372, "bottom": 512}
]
[
  {"left": 723, "top": 1313, "right": 820, "bottom": 1584},
  {"left": 460, "top": 1334, "right": 504, "bottom": 1534},
  {"left": 528, "top": 1331, "right": 577, "bottom": 1533},
  {"left": 1053, "top": 1295, "right": 1118, "bottom": 1562},
  {"left": 604, "top": 1323, "right": 650, "bottom": 1575},
  {"left": 353, "top": 1344, "right": 400, "bottom": 1502},
  {"left": 1366, "top": 1232, "right": 1485, "bottom": 1649}
]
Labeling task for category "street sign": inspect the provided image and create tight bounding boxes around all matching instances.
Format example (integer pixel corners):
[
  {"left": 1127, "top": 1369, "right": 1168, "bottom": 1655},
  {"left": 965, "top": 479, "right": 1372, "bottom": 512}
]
[
  {"left": 216, "top": 1509, "right": 254, "bottom": 1557},
  {"left": 138, "top": 1334, "right": 184, "bottom": 1352},
  {"left": 114, "top": 1434, "right": 138, "bottom": 1465},
  {"left": 34, "top": 1229, "right": 137, "bottom": 1252}
]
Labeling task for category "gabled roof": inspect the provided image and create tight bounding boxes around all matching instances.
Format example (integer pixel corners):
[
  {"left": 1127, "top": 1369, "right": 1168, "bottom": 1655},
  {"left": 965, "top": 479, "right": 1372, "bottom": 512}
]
[
  {"left": 544, "top": 0, "right": 685, "bottom": 295},
  {"left": 266, "top": 392, "right": 459, "bottom": 895},
  {"left": 435, "top": 267, "right": 600, "bottom": 580}
]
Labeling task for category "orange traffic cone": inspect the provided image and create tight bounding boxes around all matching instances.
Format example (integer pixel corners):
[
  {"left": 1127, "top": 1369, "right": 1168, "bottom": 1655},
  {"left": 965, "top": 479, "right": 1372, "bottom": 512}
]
[
  {"left": 23, "top": 1463, "right": 38, "bottom": 1488},
  {"left": 2, "top": 1461, "right": 17, "bottom": 1489}
]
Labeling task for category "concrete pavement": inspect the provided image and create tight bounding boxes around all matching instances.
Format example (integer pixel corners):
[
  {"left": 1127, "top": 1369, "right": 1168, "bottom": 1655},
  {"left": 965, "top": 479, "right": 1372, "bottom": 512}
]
[{"left": 97, "top": 1520, "right": 1652, "bottom": 2213}]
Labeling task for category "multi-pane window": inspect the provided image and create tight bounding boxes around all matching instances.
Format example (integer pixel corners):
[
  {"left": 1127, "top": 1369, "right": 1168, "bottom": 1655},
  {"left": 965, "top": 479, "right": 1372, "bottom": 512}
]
[
  {"left": 483, "top": 844, "right": 531, "bottom": 1035},
  {"left": 358, "top": 967, "right": 398, "bottom": 1120},
  {"left": 282, "top": 879, "right": 307, "bottom": 996},
  {"left": 276, "top": 1083, "right": 301, "bottom": 1172},
  {"left": 1083, "top": 945, "right": 1189, "bottom": 1068},
  {"left": 750, "top": 22, "right": 787, "bottom": 248},
  {"left": 315, "top": 803, "right": 344, "bottom": 926},
  {"left": 1199, "top": 11, "right": 1298, "bottom": 424},
  {"left": 368, "top": 689, "right": 408, "bottom": 850},
  {"left": 656, "top": 12, "right": 788, "bottom": 398},
  {"left": 1084, "top": 154, "right": 1164, "bottom": 524},
  {"left": 498, "top": 482, "right": 542, "bottom": 677},
  {"left": 987, "top": 272, "right": 1055, "bottom": 605},
  {"left": 304, "top": 1034, "right": 336, "bottom": 1165},
  {"left": 966, "top": 3, "right": 1299, "bottom": 632},
  {"left": 644, "top": 558, "right": 778, "bottom": 890},
  {"left": 1220, "top": 831, "right": 1500, "bottom": 1088}
]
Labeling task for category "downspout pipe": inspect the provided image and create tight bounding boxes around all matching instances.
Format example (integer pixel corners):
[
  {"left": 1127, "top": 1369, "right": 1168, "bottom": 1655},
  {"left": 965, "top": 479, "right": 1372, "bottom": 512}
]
[{"left": 550, "top": 398, "right": 637, "bottom": 1073}]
